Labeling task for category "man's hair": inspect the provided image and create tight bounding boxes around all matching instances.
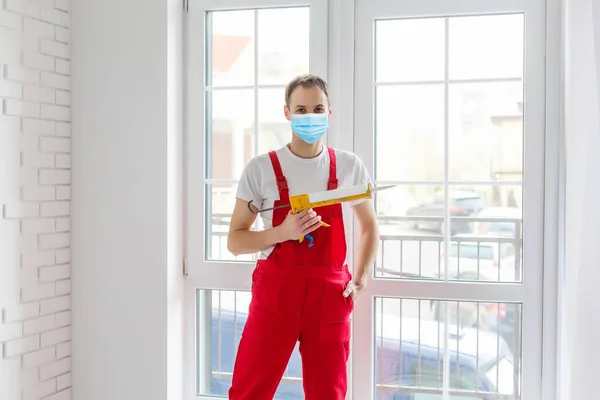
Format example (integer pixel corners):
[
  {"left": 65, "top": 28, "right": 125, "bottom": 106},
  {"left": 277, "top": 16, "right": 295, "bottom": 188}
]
[{"left": 285, "top": 74, "right": 331, "bottom": 107}]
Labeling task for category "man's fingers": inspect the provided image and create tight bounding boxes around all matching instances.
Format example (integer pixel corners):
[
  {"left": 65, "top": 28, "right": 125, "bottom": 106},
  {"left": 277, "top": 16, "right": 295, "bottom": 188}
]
[
  {"left": 343, "top": 281, "right": 356, "bottom": 298},
  {"left": 303, "top": 220, "right": 322, "bottom": 234},
  {"left": 301, "top": 216, "right": 321, "bottom": 232},
  {"left": 295, "top": 210, "right": 309, "bottom": 219},
  {"left": 299, "top": 210, "right": 317, "bottom": 224},
  {"left": 306, "top": 225, "right": 321, "bottom": 234}
]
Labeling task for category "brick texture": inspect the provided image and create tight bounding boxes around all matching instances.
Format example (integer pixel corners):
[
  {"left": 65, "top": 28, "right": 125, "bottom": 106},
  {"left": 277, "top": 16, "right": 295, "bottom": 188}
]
[{"left": 1, "top": 0, "right": 71, "bottom": 399}]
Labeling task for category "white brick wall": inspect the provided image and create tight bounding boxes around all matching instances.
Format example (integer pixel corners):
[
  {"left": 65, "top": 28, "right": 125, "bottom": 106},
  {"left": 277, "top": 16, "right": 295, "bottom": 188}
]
[{"left": 1, "top": 0, "right": 71, "bottom": 399}]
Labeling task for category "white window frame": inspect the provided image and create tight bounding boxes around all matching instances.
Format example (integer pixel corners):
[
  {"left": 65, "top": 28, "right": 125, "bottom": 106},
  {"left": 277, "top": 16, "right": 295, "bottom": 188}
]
[
  {"left": 183, "top": 1, "right": 330, "bottom": 399},
  {"left": 183, "top": 0, "right": 561, "bottom": 398},
  {"left": 185, "top": 0, "right": 328, "bottom": 286},
  {"left": 351, "top": 0, "right": 557, "bottom": 399}
]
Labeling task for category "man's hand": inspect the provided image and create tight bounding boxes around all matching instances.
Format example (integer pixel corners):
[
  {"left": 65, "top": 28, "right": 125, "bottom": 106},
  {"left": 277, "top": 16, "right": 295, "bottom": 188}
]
[
  {"left": 343, "top": 274, "right": 367, "bottom": 300},
  {"left": 344, "top": 198, "right": 379, "bottom": 301},
  {"left": 276, "top": 209, "right": 322, "bottom": 242}
]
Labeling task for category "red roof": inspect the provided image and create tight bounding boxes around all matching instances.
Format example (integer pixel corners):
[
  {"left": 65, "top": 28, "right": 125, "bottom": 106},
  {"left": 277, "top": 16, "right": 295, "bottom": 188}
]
[{"left": 212, "top": 34, "right": 252, "bottom": 73}]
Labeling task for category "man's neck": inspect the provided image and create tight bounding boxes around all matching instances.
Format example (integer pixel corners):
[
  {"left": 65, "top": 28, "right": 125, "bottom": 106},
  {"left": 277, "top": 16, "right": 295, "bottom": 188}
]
[{"left": 288, "top": 137, "right": 323, "bottom": 159}]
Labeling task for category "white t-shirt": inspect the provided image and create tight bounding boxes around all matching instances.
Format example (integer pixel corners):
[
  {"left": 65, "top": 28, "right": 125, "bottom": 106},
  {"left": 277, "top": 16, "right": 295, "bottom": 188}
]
[{"left": 236, "top": 144, "right": 372, "bottom": 259}]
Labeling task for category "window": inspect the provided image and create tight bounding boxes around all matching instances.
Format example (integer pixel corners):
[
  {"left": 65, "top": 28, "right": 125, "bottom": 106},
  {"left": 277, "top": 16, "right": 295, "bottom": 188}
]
[
  {"left": 185, "top": 0, "right": 327, "bottom": 398},
  {"left": 374, "top": 298, "right": 521, "bottom": 399},
  {"left": 354, "top": 0, "right": 545, "bottom": 399},
  {"left": 204, "top": 6, "right": 311, "bottom": 263},
  {"left": 186, "top": 0, "right": 552, "bottom": 399},
  {"left": 196, "top": 3, "right": 327, "bottom": 264},
  {"left": 185, "top": 0, "right": 327, "bottom": 278}
]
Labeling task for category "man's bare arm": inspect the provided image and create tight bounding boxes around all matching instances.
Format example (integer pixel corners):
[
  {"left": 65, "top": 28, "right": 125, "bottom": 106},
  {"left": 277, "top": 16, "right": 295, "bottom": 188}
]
[
  {"left": 351, "top": 199, "right": 380, "bottom": 284},
  {"left": 227, "top": 199, "right": 283, "bottom": 256},
  {"left": 226, "top": 198, "right": 322, "bottom": 256}
]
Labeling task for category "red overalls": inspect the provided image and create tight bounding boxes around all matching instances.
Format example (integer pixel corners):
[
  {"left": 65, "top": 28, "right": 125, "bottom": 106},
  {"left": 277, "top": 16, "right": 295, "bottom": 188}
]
[{"left": 229, "top": 147, "right": 354, "bottom": 400}]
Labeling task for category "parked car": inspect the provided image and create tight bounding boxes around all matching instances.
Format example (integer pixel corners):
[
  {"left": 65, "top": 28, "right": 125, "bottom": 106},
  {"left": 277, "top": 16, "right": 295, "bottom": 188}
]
[
  {"left": 473, "top": 207, "right": 522, "bottom": 238},
  {"left": 207, "top": 309, "right": 515, "bottom": 399},
  {"left": 437, "top": 234, "right": 517, "bottom": 281},
  {"left": 376, "top": 315, "right": 515, "bottom": 400},
  {"left": 430, "top": 300, "right": 517, "bottom": 354},
  {"left": 432, "top": 235, "right": 518, "bottom": 352},
  {"left": 406, "top": 191, "right": 485, "bottom": 235},
  {"left": 377, "top": 188, "right": 417, "bottom": 220}
]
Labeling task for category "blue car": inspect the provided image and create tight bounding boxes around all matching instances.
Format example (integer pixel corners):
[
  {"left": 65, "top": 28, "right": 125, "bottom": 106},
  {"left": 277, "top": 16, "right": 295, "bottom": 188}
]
[
  {"left": 205, "top": 310, "right": 515, "bottom": 399},
  {"left": 374, "top": 314, "right": 515, "bottom": 399}
]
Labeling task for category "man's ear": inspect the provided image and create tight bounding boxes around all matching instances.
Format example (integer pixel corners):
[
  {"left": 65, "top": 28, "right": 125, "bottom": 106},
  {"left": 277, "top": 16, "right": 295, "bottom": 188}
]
[{"left": 284, "top": 105, "right": 292, "bottom": 121}]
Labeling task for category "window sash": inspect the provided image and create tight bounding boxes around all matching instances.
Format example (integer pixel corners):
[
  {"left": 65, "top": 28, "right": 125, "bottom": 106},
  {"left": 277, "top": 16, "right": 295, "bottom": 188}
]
[
  {"left": 352, "top": 0, "right": 547, "bottom": 399},
  {"left": 184, "top": 1, "right": 329, "bottom": 398},
  {"left": 185, "top": 0, "right": 328, "bottom": 273}
]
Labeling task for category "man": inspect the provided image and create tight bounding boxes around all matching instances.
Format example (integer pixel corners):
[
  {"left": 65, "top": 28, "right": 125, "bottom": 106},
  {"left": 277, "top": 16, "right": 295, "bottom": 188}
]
[{"left": 227, "top": 74, "right": 379, "bottom": 399}]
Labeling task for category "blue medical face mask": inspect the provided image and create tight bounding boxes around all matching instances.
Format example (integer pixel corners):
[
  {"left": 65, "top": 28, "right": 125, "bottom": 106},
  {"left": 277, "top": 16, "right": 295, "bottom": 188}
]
[{"left": 290, "top": 113, "right": 329, "bottom": 144}]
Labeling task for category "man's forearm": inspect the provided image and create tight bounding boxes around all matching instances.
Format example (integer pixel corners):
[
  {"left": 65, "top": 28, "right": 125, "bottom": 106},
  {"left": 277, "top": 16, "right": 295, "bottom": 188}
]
[
  {"left": 355, "top": 227, "right": 379, "bottom": 282},
  {"left": 227, "top": 227, "right": 283, "bottom": 256}
]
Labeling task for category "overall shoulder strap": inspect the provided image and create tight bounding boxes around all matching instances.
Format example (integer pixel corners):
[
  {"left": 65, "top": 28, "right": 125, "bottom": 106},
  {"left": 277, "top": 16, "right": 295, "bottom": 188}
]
[
  {"left": 268, "top": 150, "right": 289, "bottom": 195},
  {"left": 327, "top": 147, "right": 338, "bottom": 190}
]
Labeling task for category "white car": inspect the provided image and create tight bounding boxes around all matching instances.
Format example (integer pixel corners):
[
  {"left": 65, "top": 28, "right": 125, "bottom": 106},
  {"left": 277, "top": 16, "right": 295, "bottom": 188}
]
[
  {"left": 473, "top": 207, "right": 523, "bottom": 238},
  {"left": 439, "top": 235, "right": 518, "bottom": 282}
]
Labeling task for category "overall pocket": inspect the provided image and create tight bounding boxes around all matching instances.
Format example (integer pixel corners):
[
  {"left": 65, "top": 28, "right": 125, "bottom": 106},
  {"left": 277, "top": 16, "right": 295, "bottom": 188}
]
[
  {"left": 244, "top": 267, "right": 286, "bottom": 343},
  {"left": 319, "top": 279, "right": 354, "bottom": 343},
  {"left": 249, "top": 267, "right": 282, "bottom": 316}
]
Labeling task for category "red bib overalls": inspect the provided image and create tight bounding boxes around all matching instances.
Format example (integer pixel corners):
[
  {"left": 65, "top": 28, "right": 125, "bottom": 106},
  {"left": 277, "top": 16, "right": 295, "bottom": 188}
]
[{"left": 228, "top": 147, "right": 354, "bottom": 400}]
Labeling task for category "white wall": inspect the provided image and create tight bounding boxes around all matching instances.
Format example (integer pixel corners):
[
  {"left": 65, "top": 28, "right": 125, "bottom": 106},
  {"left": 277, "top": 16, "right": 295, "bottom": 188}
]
[
  {"left": 0, "top": 0, "right": 72, "bottom": 399},
  {"left": 70, "top": 0, "right": 184, "bottom": 399},
  {"left": 562, "top": 0, "right": 600, "bottom": 398}
]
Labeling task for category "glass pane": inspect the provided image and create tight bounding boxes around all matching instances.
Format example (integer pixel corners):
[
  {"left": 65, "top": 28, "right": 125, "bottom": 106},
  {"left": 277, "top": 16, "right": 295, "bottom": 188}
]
[
  {"left": 197, "top": 289, "right": 303, "bottom": 397},
  {"left": 377, "top": 232, "right": 444, "bottom": 280},
  {"left": 258, "top": 7, "right": 310, "bottom": 85},
  {"left": 376, "top": 18, "right": 445, "bottom": 82},
  {"left": 208, "top": 90, "right": 255, "bottom": 180},
  {"left": 376, "top": 185, "right": 443, "bottom": 280},
  {"left": 205, "top": 183, "right": 257, "bottom": 262},
  {"left": 209, "top": 10, "right": 255, "bottom": 87},
  {"left": 258, "top": 88, "right": 290, "bottom": 154},
  {"left": 447, "top": 184, "right": 523, "bottom": 283},
  {"left": 449, "top": 14, "right": 524, "bottom": 80},
  {"left": 449, "top": 81, "right": 523, "bottom": 181},
  {"left": 375, "top": 298, "right": 521, "bottom": 399},
  {"left": 376, "top": 85, "right": 444, "bottom": 182},
  {"left": 375, "top": 184, "right": 523, "bottom": 282}
]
